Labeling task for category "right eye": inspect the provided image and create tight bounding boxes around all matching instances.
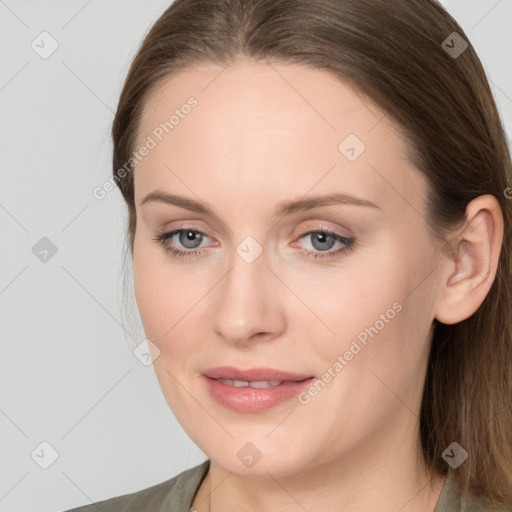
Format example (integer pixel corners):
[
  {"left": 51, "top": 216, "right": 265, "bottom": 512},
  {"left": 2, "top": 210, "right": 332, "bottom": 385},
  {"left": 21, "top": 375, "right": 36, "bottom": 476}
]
[{"left": 153, "top": 228, "right": 213, "bottom": 258}]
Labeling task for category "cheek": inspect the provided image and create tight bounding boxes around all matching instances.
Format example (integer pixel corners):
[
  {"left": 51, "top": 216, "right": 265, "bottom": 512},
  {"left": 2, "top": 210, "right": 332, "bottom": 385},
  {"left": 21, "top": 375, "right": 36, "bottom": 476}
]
[
  {"left": 312, "top": 278, "right": 407, "bottom": 378},
  {"left": 133, "top": 240, "right": 215, "bottom": 357},
  {"left": 133, "top": 241, "right": 180, "bottom": 341},
  {"left": 291, "top": 244, "right": 434, "bottom": 391},
  {"left": 281, "top": 255, "right": 405, "bottom": 349}
]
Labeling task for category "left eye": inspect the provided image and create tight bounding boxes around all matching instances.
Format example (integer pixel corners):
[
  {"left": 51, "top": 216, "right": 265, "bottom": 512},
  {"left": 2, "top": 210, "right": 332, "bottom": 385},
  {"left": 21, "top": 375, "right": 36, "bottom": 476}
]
[
  {"left": 299, "top": 231, "right": 347, "bottom": 252},
  {"left": 295, "top": 230, "right": 355, "bottom": 260}
]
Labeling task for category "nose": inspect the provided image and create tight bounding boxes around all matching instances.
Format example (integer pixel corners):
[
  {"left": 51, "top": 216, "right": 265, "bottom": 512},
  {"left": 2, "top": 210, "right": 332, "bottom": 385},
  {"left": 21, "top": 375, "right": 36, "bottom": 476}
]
[{"left": 212, "top": 243, "right": 286, "bottom": 346}]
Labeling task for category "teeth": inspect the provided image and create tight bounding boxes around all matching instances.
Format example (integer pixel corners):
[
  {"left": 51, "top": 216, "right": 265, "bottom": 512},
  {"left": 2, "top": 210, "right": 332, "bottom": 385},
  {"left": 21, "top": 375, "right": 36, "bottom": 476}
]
[
  {"left": 249, "top": 380, "right": 282, "bottom": 388},
  {"left": 217, "top": 379, "right": 283, "bottom": 388}
]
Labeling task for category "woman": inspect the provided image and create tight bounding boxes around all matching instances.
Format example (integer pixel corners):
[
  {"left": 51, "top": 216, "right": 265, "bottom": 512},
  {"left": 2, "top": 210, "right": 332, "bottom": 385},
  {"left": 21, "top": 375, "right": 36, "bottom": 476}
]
[{"left": 65, "top": 0, "right": 512, "bottom": 510}]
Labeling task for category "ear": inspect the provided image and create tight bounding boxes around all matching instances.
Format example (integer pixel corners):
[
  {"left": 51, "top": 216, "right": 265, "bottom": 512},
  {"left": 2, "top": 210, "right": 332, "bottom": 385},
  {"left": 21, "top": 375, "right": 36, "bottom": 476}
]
[{"left": 434, "top": 194, "right": 504, "bottom": 325}]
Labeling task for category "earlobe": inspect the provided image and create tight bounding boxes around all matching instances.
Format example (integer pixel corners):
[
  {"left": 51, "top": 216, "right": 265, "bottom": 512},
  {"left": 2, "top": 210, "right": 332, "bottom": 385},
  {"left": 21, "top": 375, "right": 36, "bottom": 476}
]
[{"left": 434, "top": 195, "right": 504, "bottom": 325}]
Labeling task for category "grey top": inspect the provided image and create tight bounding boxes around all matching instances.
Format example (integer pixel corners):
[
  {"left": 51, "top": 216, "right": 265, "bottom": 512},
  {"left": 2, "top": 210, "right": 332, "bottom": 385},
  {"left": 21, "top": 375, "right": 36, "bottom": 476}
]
[{"left": 62, "top": 459, "right": 505, "bottom": 511}]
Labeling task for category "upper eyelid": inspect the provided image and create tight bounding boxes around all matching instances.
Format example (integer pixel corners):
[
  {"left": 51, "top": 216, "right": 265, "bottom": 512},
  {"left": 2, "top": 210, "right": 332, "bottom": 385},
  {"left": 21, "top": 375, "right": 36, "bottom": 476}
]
[
  {"left": 166, "top": 226, "right": 215, "bottom": 242},
  {"left": 165, "top": 219, "right": 351, "bottom": 236}
]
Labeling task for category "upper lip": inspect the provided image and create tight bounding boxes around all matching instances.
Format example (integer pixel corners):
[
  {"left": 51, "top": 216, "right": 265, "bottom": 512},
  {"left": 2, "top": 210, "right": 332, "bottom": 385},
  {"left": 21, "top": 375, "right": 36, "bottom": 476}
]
[{"left": 202, "top": 366, "right": 314, "bottom": 382}]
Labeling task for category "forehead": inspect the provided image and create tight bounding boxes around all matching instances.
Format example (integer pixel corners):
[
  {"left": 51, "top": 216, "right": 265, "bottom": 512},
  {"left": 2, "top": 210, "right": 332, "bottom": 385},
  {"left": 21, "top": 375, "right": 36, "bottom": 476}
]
[
  {"left": 137, "top": 58, "right": 395, "bottom": 146},
  {"left": 134, "top": 59, "right": 425, "bottom": 218}
]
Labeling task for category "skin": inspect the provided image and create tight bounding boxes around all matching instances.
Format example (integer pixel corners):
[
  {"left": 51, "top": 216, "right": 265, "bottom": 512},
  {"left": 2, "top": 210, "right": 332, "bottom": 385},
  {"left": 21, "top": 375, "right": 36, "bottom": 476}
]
[{"left": 131, "top": 58, "right": 503, "bottom": 511}]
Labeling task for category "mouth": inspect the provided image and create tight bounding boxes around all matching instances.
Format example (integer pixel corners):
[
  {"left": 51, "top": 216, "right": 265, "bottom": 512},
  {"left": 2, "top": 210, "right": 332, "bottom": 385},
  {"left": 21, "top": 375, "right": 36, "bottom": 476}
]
[
  {"left": 202, "top": 366, "right": 316, "bottom": 413},
  {"left": 214, "top": 379, "right": 290, "bottom": 388}
]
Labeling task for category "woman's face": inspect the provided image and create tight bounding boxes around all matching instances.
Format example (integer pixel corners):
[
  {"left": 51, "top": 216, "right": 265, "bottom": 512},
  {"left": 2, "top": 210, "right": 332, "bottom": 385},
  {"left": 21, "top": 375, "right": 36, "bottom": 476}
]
[{"left": 132, "top": 59, "right": 447, "bottom": 477}]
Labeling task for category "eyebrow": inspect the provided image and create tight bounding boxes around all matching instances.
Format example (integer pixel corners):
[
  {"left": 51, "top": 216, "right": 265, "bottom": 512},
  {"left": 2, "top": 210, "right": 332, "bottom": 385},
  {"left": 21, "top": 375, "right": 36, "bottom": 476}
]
[{"left": 139, "top": 190, "right": 380, "bottom": 216}]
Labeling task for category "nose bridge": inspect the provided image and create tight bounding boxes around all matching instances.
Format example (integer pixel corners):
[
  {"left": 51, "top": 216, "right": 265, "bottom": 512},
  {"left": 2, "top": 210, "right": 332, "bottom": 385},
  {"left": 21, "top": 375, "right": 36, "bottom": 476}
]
[{"left": 212, "top": 236, "right": 283, "bottom": 343}]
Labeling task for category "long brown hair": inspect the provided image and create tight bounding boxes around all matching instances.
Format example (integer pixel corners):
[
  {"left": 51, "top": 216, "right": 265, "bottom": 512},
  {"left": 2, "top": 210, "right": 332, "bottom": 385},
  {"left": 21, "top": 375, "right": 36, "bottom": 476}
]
[{"left": 112, "top": 0, "right": 512, "bottom": 507}]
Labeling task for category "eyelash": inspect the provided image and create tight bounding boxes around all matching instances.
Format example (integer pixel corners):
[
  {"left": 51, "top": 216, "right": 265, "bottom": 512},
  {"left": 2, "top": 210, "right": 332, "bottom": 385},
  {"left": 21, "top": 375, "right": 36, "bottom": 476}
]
[{"left": 153, "top": 227, "right": 355, "bottom": 261}]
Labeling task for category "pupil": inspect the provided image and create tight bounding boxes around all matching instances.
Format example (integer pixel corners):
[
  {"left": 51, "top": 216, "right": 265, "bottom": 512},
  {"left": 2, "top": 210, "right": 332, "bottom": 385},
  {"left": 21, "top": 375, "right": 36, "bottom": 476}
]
[
  {"left": 313, "top": 232, "right": 334, "bottom": 251},
  {"left": 180, "top": 230, "right": 202, "bottom": 248}
]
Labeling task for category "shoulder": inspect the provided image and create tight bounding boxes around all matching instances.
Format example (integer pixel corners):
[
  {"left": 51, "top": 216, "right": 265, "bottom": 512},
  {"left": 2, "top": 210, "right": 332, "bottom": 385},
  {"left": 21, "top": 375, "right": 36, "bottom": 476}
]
[
  {"left": 61, "top": 459, "right": 210, "bottom": 512},
  {"left": 461, "top": 494, "right": 511, "bottom": 512},
  {"left": 462, "top": 493, "right": 511, "bottom": 512},
  {"left": 435, "top": 470, "right": 509, "bottom": 512}
]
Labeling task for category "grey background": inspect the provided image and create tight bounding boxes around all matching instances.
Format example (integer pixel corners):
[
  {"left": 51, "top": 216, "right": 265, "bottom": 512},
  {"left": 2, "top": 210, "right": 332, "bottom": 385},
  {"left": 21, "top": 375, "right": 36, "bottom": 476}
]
[{"left": 0, "top": 1, "right": 511, "bottom": 511}]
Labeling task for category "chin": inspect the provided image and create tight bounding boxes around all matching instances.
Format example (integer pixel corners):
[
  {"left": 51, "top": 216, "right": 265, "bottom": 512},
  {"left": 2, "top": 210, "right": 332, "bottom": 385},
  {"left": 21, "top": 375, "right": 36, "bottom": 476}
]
[{"left": 205, "top": 440, "right": 315, "bottom": 479}]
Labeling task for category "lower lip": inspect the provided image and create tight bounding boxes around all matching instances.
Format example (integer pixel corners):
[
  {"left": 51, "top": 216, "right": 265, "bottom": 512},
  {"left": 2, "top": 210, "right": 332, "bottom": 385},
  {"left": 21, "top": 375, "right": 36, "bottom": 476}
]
[{"left": 202, "top": 375, "right": 316, "bottom": 413}]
